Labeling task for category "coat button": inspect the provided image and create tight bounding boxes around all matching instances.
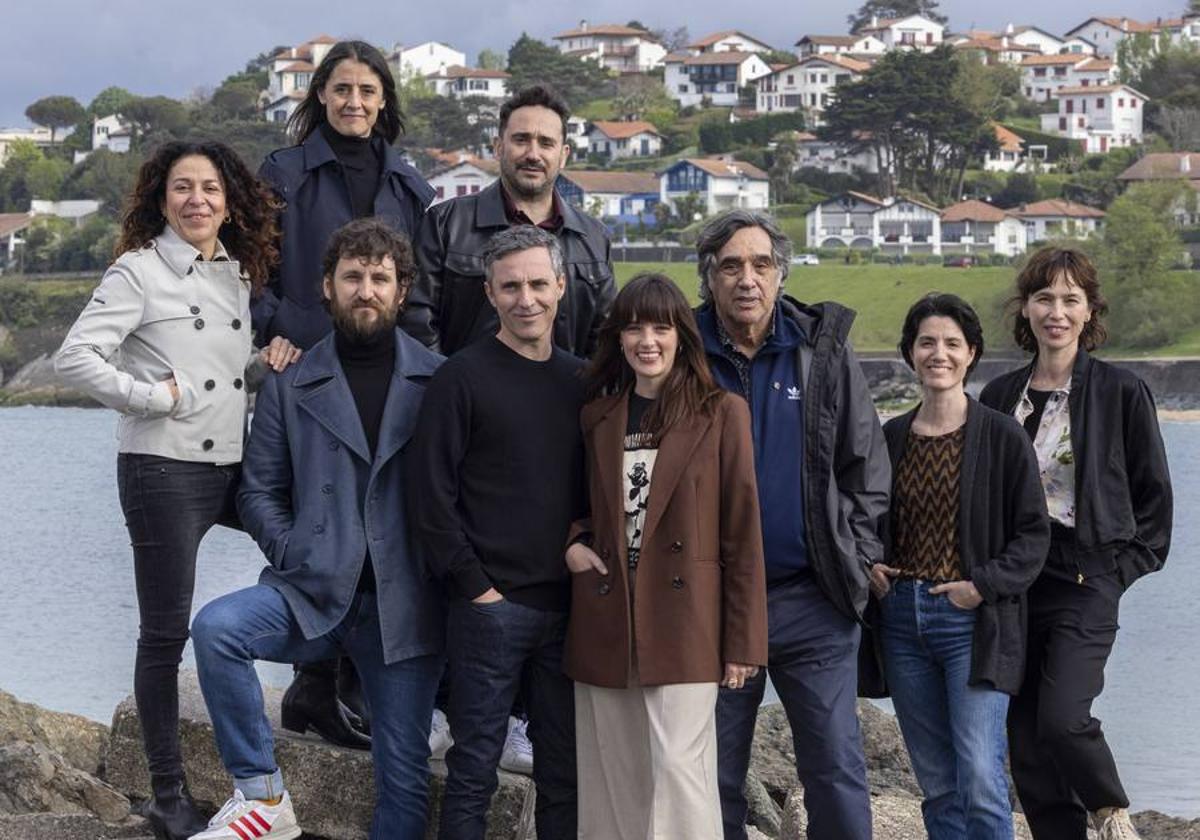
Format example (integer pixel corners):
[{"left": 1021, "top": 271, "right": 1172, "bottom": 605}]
[
  {"left": 204, "top": 379, "right": 215, "bottom": 391},
  {"left": 313, "top": 524, "right": 325, "bottom": 534},
  {"left": 598, "top": 582, "right": 611, "bottom": 595},
  {"left": 671, "top": 576, "right": 685, "bottom": 590},
  {"left": 233, "top": 378, "right": 243, "bottom": 390},
  {"left": 189, "top": 305, "right": 200, "bottom": 315},
  {"left": 670, "top": 541, "right": 683, "bottom": 553},
  {"left": 322, "top": 484, "right": 333, "bottom": 494},
  {"left": 202, "top": 439, "right": 214, "bottom": 451},
  {"left": 194, "top": 318, "right": 205, "bottom": 330},
  {"left": 231, "top": 319, "right": 242, "bottom": 330}
]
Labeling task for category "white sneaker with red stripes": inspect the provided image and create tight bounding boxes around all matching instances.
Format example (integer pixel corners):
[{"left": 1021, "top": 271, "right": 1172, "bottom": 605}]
[{"left": 188, "top": 789, "right": 301, "bottom": 840}]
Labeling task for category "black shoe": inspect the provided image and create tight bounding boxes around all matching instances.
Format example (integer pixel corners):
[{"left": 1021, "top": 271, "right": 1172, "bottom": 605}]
[
  {"left": 336, "top": 658, "right": 371, "bottom": 736},
  {"left": 280, "top": 666, "right": 372, "bottom": 750},
  {"left": 144, "top": 776, "right": 208, "bottom": 840}
]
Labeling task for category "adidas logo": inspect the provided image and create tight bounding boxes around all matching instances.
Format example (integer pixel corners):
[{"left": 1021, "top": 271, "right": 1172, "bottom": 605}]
[{"left": 786, "top": 385, "right": 802, "bottom": 401}]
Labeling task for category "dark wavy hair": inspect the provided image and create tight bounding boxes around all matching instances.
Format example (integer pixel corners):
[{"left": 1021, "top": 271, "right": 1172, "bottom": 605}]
[
  {"left": 899, "top": 293, "right": 984, "bottom": 380},
  {"left": 498, "top": 84, "right": 571, "bottom": 142},
  {"left": 584, "top": 273, "right": 722, "bottom": 439},
  {"left": 287, "top": 40, "right": 404, "bottom": 143},
  {"left": 116, "top": 140, "right": 280, "bottom": 297},
  {"left": 1010, "top": 246, "right": 1108, "bottom": 352},
  {"left": 320, "top": 218, "right": 417, "bottom": 311}
]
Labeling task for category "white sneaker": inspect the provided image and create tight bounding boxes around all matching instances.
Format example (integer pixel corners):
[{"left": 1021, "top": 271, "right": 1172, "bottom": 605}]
[
  {"left": 429, "top": 708, "right": 453, "bottom": 759},
  {"left": 1093, "top": 807, "right": 1141, "bottom": 840},
  {"left": 188, "top": 789, "right": 301, "bottom": 840},
  {"left": 499, "top": 715, "right": 534, "bottom": 775}
]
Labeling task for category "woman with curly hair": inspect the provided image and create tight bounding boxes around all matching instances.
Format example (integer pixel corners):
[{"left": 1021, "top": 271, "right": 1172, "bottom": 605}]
[
  {"left": 564, "top": 273, "right": 767, "bottom": 839},
  {"left": 55, "top": 140, "right": 299, "bottom": 840},
  {"left": 980, "top": 247, "right": 1173, "bottom": 840}
]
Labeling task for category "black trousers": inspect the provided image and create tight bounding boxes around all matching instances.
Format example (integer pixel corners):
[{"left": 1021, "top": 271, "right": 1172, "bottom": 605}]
[
  {"left": 1008, "top": 543, "right": 1129, "bottom": 840},
  {"left": 117, "top": 453, "right": 240, "bottom": 781}
]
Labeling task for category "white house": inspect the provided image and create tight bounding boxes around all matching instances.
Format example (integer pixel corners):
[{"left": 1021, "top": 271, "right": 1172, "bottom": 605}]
[
  {"left": 688, "top": 30, "right": 775, "bottom": 54},
  {"left": 1064, "top": 17, "right": 1164, "bottom": 56},
  {"left": 264, "top": 35, "right": 337, "bottom": 123},
  {"left": 983, "top": 124, "right": 1031, "bottom": 172},
  {"left": 0, "top": 126, "right": 55, "bottom": 165},
  {"left": 389, "top": 41, "right": 466, "bottom": 79},
  {"left": 950, "top": 34, "right": 1041, "bottom": 65},
  {"left": 940, "top": 200, "right": 1027, "bottom": 256},
  {"left": 426, "top": 158, "right": 499, "bottom": 204},
  {"left": 1021, "top": 54, "right": 1114, "bottom": 102},
  {"left": 29, "top": 199, "right": 102, "bottom": 226},
  {"left": 565, "top": 116, "right": 590, "bottom": 153},
  {"left": 586, "top": 121, "right": 663, "bottom": 160},
  {"left": 1041, "top": 84, "right": 1147, "bottom": 153},
  {"left": 664, "top": 51, "right": 772, "bottom": 107},
  {"left": 552, "top": 21, "right": 666, "bottom": 72},
  {"left": 787, "top": 132, "right": 883, "bottom": 175},
  {"left": 755, "top": 55, "right": 869, "bottom": 123},
  {"left": 557, "top": 170, "right": 661, "bottom": 219},
  {"left": 794, "top": 34, "right": 886, "bottom": 59},
  {"left": 1118, "top": 152, "right": 1200, "bottom": 224},
  {"left": 854, "top": 14, "right": 945, "bottom": 52},
  {"left": 807, "top": 192, "right": 944, "bottom": 254},
  {"left": 91, "top": 114, "right": 132, "bottom": 153},
  {"left": 1004, "top": 25, "right": 1069, "bottom": 54},
  {"left": 659, "top": 158, "right": 769, "bottom": 217},
  {"left": 1012, "top": 198, "right": 1105, "bottom": 240},
  {"left": 0, "top": 212, "right": 33, "bottom": 269},
  {"left": 427, "top": 66, "right": 510, "bottom": 100}
]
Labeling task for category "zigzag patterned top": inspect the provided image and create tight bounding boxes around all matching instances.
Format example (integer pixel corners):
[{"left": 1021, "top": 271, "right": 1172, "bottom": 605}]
[{"left": 892, "top": 427, "right": 966, "bottom": 582}]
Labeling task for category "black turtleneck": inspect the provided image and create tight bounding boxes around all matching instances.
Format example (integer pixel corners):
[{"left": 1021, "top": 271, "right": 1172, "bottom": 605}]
[
  {"left": 320, "top": 122, "right": 382, "bottom": 219},
  {"left": 335, "top": 326, "right": 395, "bottom": 457}
]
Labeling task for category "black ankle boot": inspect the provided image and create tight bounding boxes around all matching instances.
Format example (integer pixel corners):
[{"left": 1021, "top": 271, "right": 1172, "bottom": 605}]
[
  {"left": 144, "top": 775, "right": 208, "bottom": 840},
  {"left": 281, "top": 662, "right": 371, "bottom": 750}
]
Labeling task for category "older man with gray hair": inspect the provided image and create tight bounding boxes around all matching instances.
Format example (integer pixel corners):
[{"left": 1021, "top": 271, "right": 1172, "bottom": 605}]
[
  {"left": 693, "top": 210, "right": 890, "bottom": 840},
  {"left": 407, "top": 225, "right": 584, "bottom": 840}
]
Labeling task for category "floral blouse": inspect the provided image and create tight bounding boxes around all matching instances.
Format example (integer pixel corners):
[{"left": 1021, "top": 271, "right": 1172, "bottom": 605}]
[{"left": 1014, "top": 376, "right": 1075, "bottom": 526}]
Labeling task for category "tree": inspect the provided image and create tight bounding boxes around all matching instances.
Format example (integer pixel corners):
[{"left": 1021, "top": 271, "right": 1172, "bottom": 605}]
[
  {"left": 206, "top": 80, "right": 263, "bottom": 121},
  {"left": 758, "top": 50, "right": 799, "bottom": 67},
  {"left": 122, "top": 96, "right": 189, "bottom": 146},
  {"left": 1156, "top": 105, "right": 1200, "bottom": 150},
  {"left": 477, "top": 49, "right": 506, "bottom": 71},
  {"left": 847, "top": 0, "right": 947, "bottom": 32},
  {"left": 613, "top": 74, "right": 674, "bottom": 121},
  {"left": 505, "top": 34, "right": 614, "bottom": 109},
  {"left": 1115, "top": 31, "right": 1171, "bottom": 85},
  {"left": 88, "top": 87, "right": 135, "bottom": 118},
  {"left": 245, "top": 46, "right": 290, "bottom": 74},
  {"left": 1100, "top": 182, "right": 1195, "bottom": 348},
  {"left": 60, "top": 148, "right": 144, "bottom": 217},
  {"left": 0, "top": 139, "right": 43, "bottom": 211},
  {"left": 24, "top": 96, "right": 86, "bottom": 143}
]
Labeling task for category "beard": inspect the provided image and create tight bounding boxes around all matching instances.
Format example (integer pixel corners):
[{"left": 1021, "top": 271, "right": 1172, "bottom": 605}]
[
  {"left": 331, "top": 299, "right": 398, "bottom": 343},
  {"left": 501, "top": 157, "right": 554, "bottom": 200}
]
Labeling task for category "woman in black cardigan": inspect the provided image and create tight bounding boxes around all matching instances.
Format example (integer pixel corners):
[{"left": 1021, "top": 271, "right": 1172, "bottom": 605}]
[
  {"left": 980, "top": 247, "right": 1173, "bottom": 840},
  {"left": 869, "top": 293, "right": 1048, "bottom": 839}
]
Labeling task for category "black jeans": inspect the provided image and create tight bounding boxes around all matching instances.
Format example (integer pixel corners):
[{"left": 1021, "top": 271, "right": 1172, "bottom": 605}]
[
  {"left": 439, "top": 597, "right": 575, "bottom": 840},
  {"left": 1008, "top": 541, "right": 1129, "bottom": 840},
  {"left": 117, "top": 453, "right": 240, "bottom": 781}
]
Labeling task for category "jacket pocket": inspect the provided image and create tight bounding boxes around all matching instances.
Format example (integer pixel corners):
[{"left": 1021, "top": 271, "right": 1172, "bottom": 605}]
[{"left": 571, "top": 260, "right": 613, "bottom": 289}]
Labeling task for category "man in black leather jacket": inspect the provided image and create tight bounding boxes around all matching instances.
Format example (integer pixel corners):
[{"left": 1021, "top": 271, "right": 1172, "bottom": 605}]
[{"left": 409, "top": 84, "right": 615, "bottom": 356}]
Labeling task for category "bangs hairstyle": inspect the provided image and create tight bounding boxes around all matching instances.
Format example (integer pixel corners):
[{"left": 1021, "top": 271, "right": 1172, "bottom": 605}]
[
  {"left": 1010, "top": 246, "right": 1108, "bottom": 352},
  {"left": 116, "top": 140, "right": 280, "bottom": 298},
  {"left": 287, "top": 40, "right": 404, "bottom": 144},
  {"left": 321, "top": 218, "right": 417, "bottom": 310},
  {"left": 899, "top": 293, "right": 984, "bottom": 380},
  {"left": 584, "top": 273, "right": 722, "bottom": 439}
]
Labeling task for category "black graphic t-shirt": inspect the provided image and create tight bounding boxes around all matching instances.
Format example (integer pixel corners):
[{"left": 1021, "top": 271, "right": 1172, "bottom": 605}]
[{"left": 624, "top": 393, "right": 658, "bottom": 571}]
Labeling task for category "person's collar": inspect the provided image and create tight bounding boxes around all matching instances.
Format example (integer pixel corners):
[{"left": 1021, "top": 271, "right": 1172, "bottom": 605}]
[
  {"left": 500, "top": 183, "right": 563, "bottom": 231},
  {"left": 713, "top": 305, "right": 790, "bottom": 357},
  {"left": 154, "top": 224, "right": 229, "bottom": 277}
]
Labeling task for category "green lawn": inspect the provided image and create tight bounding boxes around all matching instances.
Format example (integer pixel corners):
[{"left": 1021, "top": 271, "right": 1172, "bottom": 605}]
[{"left": 614, "top": 262, "right": 1017, "bottom": 352}]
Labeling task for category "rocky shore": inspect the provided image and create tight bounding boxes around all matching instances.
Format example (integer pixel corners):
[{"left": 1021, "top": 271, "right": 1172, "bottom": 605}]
[{"left": 1, "top": 676, "right": 1196, "bottom": 839}]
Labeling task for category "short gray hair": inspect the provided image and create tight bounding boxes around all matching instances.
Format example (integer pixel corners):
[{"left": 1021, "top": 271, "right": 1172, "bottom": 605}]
[
  {"left": 695, "top": 209, "right": 791, "bottom": 303},
  {"left": 482, "top": 226, "right": 565, "bottom": 282}
]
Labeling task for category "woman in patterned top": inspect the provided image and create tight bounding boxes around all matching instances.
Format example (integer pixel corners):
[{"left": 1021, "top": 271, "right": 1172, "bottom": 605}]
[
  {"left": 868, "top": 293, "right": 1049, "bottom": 840},
  {"left": 562, "top": 273, "right": 767, "bottom": 840},
  {"left": 980, "top": 248, "right": 1172, "bottom": 840}
]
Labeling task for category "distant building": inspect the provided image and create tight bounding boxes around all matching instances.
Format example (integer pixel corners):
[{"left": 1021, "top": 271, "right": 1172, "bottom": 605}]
[
  {"left": 794, "top": 34, "right": 886, "bottom": 59},
  {"left": 940, "top": 199, "right": 1027, "bottom": 256},
  {"left": 552, "top": 21, "right": 666, "bottom": 72},
  {"left": 0, "top": 213, "right": 33, "bottom": 270},
  {"left": 263, "top": 35, "right": 338, "bottom": 124},
  {"left": 557, "top": 170, "right": 661, "bottom": 220},
  {"left": 806, "top": 192, "right": 944, "bottom": 254},
  {"left": 786, "top": 131, "right": 883, "bottom": 175},
  {"left": 1041, "top": 84, "right": 1146, "bottom": 153},
  {"left": 29, "top": 200, "right": 102, "bottom": 226},
  {"left": 1117, "top": 152, "right": 1200, "bottom": 225},
  {"left": 659, "top": 158, "right": 770, "bottom": 217},
  {"left": 755, "top": 55, "right": 870, "bottom": 123},
  {"left": 1020, "top": 54, "right": 1114, "bottom": 102},
  {"left": 983, "top": 124, "right": 1032, "bottom": 172},
  {"left": 91, "top": 114, "right": 131, "bottom": 153},
  {"left": 0, "top": 126, "right": 55, "bottom": 165},
  {"left": 1064, "top": 16, "right": 1174, "bottom": 57},
  {"left": 949, "top": 34, "right": 1040, "bottom": 65},
  {"left": 425, "top": 158, "right": 499, "bottom": 204},
  {"left": 426, "top": 66, "right": 510, "bottom": 100},
  {"left": 388, "top": 41, "right": 466, "bottom": 79},
  {"left": 586, "top": 121, "right": 663, "bottom": 160},
  {"left": 664, "top": 51, "right": 773, "bottom": 108},
  {"left": 565, "top": 116, "right": 590, "bottom": 153},
  {"left": 1012, "top": 198, "right": 1105, "bottom": 240},
  {"left": 687, "top": 30, "right": 775, "bottom": 54},
  {"left": 853, "top": 14, "right": 945, "bottom": 52}
]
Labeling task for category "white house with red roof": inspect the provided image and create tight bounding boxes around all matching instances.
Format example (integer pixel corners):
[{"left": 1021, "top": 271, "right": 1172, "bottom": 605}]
[
  {"left": 687, "top": 30, "right": 775, "bottom": 54},
  {"left": 263, "top": 35, "right": 338, "bottom": 124},
  {"left": 1041, "top": 84, "right": 1146, "bottom": 152},
  {"left": 659, "top": 158, "right": 770, "bottom": 216},
  {"left": 949, "top": 34, "right": 1040, "bottom": 65},
  {"left": 941, "top": 200, "right": 1028, "bottom": 255},
  {"left": 755, "top": 55, "right": 870, "bottom": 123},
  {"left": 586, "top": 121, "right": 663, "bottom": 160},
  {"left": 388, "top": 41, "right": 466, "bottom": 79},
  {"left": 425, "top": 158, "right": 499, "bottom": 204},
  {"left": 785, "top": 131, "right": 884, "bottom": 175},
  {"left": 1012, "top": 199, "right": 1105, "bottom": 240},
  {"left": 558, "top": 170, "right": 662, "bottom": 219},
  {"left": 664, "top": 51, "right": 772, "bottom": 107},
  {"left": 426, "top": 66, "right": 510, "bottom": 100},
  {"left": 552, "top": 21, "right": 666, "bottom": 72},
  {"left": 794, "top": 34, "right": 886, "bottom": 59},
  {"left": 1064, "top": 16, "right": 1174, "bottom": 56},
  {"left": 1021, "top": 54, "right": 1114, "bottom": 102},
  {"left": 806, "top": 191, "right": 944, "bottom": 253},
  {"left": 854, "top": 14, "right": 945, "bottom": 52}
]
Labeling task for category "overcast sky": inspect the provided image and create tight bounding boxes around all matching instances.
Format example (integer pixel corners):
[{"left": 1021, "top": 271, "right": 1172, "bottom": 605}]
[{"left": 0, "top": 0, "right": 1182, "bottom": 127}]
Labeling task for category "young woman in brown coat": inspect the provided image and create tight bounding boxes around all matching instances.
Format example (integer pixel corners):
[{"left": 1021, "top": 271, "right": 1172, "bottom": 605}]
[{"left": 564, "top": 273, "right": 768, "bottom": 839}]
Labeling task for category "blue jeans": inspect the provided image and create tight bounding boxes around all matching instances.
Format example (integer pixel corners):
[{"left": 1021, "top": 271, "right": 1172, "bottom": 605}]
[
  {"left": 880, "top": 579, "right": 1012, "bottom": 840},
  {"left": 191, "top": 584, "right": 440, "bottom": 840},
  {"left": 440, "top": 597, "right": 576, "bottom": 840},
  {"left": 716, "top": 574, "right": 871, "bottom": 840}
]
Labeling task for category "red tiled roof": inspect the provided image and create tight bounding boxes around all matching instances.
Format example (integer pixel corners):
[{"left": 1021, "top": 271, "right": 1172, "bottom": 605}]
[
  {"left": 307, "top": 34, "right": 338, "bottom": 45},
  {"left": 1118, "top": 152, "right": 1200, "bottom": 181},
  {"left": 1021, "top": 54, "right": 1088, "bottom": 66},
  {"left": 554, "top": 24, "right": 654, "bottom": 39},
  {"left": 561, "top": 170, "right": 660, "bottom": 194},
  {"left": 844, "top": 190, "right": 887, "bottom": 205},
  {"left": 429, "top": 157, "right": 499, "bottom": 178},
  {"left": 689, "top": 30, "right": 770, "bottom": 49},
  {"left": 1014, "top": 199, "right": 1105, "bottom": 218},
  {"left": 589, "top": 120, "right": 662, "bottom": 140},
  {"left": 796, "top": 54, "right": 871, "bottom": 72},
  {"left": 953, "top": 37, "right": 1039, "bottom": 53},
  {"left": 942, "top": 199, "right": 1008, "bottom": 222},
  {"left": 681, "top": 158, "right": 769, "bottom": 180},
  {"left": 280, "top": 61, "right": 315, "bottom": 73},
  {"left": 1076, "top": 58, "right": 1114, "bottom": 71},
  {"left": 1068, "top": 16, "right": 1161, "bottom": 35},
  {"left": 993, "top": 124, "right": 1025, "bottom": 152},
  {"left": 0, "top": 213, "right": 33, "bottom": 239}
]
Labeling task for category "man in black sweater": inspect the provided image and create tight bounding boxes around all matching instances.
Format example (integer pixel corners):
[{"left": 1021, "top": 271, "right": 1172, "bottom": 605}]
[{"left": 408, "top": 226, "right": 584, "bottom": 840}]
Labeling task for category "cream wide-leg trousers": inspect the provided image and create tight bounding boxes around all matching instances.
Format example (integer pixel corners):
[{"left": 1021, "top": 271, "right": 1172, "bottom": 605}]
[{"left": 575, "top": 679, "right": 722, "bottom": 840}]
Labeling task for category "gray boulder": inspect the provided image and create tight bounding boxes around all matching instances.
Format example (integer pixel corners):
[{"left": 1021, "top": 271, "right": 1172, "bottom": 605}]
[
  {"left": 0, "top": 814, "right": 151, "bottom": 840},
  {"left": 0, "top": 689, "right": 108, "bottom": 775},
  {"left": 0, "top": 741, "right": 129, "bottom": 823}
]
